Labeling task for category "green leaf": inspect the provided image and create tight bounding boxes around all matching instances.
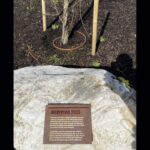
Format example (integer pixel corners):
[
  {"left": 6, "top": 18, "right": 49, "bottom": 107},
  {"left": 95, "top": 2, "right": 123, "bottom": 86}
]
[
  {"left": 51, "top": 24, "right": 59, "bottom": 30},
  {"left": 118, "top": 76, "right": 130, "bottom": 89},
  {"left": 92, "top": 61, "right": 101, "bottom": 68},
  {"left": 51, "top": 0, "right": 60, "bottom": 5},
  {"left": 49, "top": 54, "right": 61, "bottom": 63},
  {"left": 100, "top": 36, "right": 106, "bottom": 42}
]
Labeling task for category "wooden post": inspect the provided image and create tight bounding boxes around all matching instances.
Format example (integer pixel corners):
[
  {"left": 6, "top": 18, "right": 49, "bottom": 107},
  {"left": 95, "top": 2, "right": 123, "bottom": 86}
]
[
  {"left": 41, "top": 0, "right": 46, "bottom": 32},
  {"left": 92, "top": 0, "right": 100, "bottom": 56}
]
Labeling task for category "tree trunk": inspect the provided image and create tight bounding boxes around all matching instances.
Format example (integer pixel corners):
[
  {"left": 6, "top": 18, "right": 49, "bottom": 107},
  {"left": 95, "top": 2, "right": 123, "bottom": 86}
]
[{"left": 61, "top": 0, "right": 69, "bottom": 45}]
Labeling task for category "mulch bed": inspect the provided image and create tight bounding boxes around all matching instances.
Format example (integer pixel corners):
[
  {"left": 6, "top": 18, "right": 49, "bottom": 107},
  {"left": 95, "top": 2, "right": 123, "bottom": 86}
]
[{"left": 14, "top": 0, "right": 136, "bottom": 89}]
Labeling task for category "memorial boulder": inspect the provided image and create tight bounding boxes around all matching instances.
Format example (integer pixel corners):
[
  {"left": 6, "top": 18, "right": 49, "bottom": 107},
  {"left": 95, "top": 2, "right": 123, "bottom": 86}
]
[{"left": 14, "top": 65, "right": 136, "bottom": 150}]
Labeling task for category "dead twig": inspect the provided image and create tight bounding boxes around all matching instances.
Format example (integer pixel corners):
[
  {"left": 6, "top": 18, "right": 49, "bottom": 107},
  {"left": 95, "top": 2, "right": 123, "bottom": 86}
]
[
  {"left": 79, "top": 0, "right": 90, "bottom": 37},
  {"left": 27, "top": 45, "right": 39, "bottom": 61},
  {"left": 27, "top": 45, "right": 50, "bottom": 64}
]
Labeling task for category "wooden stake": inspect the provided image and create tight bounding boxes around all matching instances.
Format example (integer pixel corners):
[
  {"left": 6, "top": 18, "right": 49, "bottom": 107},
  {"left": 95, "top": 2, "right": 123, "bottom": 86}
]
[
  {"left": 92, "top": 0, "right": 100, "bottom": 56},
  {"left": 41, "top": 0, "right": 46, "bottom": 32}
]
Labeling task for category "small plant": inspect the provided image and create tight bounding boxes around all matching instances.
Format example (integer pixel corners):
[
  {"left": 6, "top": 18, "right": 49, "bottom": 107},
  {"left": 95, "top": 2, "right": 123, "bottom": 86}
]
[
  {"left": 118, "top": 76, "right": 130, "bottom": 89},
  {"left": 48, "top": 54, "right": 61, "bottom": 63},
  {"left": 27, "top": 44, "right": 35, "bottom": 52},
  {"left": 51, "top": 24, "right": 59, "bottom": 30},
  {"left": 100, "top": 36, "right": 106, "bottom": 43},
  {"left": 51, "top": 0, "right": 60, "bottom": 5},
  {"left": 92, "top": 60, "right": 101, "bottom": 68}
]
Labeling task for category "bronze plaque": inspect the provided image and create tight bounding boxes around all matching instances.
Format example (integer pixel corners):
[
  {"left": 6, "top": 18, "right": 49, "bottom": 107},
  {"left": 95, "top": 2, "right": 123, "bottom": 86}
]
[{"left": 43, "top": 104, "right": 92, "bottom": 144}]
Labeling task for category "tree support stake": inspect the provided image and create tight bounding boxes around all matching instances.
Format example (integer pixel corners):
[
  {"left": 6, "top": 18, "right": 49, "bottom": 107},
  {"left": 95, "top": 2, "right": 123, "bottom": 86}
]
[
  {"left": 41, "top": 0, "right": 46, "bottom": 32},
  {"left": 92, "top": 0, "right": 100, "bottom": 56}
]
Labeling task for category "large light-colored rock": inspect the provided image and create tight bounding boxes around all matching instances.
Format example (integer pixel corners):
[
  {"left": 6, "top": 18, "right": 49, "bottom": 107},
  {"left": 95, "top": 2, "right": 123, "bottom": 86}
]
[{"left": 14, "top": 65, "right": 136, "bottom": 150}]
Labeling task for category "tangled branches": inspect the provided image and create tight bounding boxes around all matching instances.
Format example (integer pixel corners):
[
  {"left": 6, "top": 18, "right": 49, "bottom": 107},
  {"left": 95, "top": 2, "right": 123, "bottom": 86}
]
[{"left": 49, "top": 0, "right": 90, "bottom": 45}]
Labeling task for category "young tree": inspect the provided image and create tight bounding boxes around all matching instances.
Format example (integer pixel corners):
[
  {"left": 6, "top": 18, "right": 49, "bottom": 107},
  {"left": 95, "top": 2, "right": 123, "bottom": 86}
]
[{"left": 61, "top": 0, "right": 69, "bottom": 45}]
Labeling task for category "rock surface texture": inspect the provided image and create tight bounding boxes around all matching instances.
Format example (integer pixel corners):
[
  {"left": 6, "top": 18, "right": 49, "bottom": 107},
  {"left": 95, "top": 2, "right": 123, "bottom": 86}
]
[{"left": 14, "top": 65, "right": 136, "bottom": 150}]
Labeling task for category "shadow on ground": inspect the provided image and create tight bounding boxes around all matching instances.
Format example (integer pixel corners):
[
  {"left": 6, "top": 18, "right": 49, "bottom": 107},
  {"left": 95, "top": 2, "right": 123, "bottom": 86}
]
[
  {"left": 62, "top": 53, "right": 136, "bottom": 90},
  {"left": 69, "top": 1, "right": 94, "bottom": 38},
  {"left": 96, "top": 11, "right": 110, "bottom": 51}
]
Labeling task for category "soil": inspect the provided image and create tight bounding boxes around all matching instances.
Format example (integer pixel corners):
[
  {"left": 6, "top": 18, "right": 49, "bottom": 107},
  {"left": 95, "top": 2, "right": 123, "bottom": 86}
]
[
  {"left": 14, "top": 0, "right": 136, "bottom": 89},
  {"left": 53, "top": 31, "right": 86, "bottom": 51}
]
